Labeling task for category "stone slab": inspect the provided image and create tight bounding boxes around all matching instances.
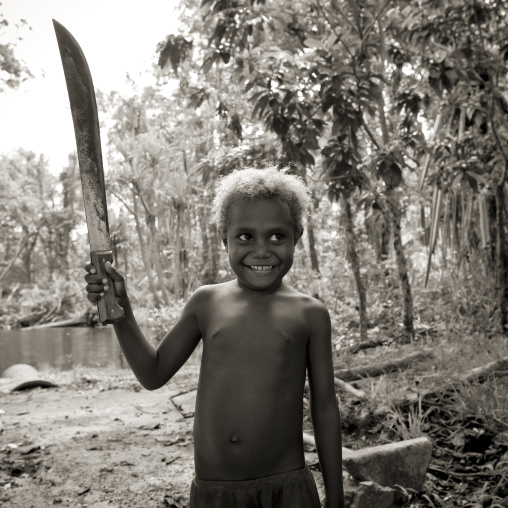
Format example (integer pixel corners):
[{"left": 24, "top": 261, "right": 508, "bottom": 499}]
[
  {"left": 342, "top": 436, "right": 432, "bottom": 491},
  {"left": 344, "top": 477, "right": 395, "bottom": 508}
]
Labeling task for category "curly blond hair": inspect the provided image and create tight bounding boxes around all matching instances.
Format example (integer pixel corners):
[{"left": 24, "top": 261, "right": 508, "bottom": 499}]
[{"left": 210, "top": 166, "right": 311, "bottom": 239}]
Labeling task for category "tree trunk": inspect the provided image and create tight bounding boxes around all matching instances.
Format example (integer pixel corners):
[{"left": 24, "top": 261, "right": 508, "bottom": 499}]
[
  {"left": 124, "top": 245, "right": 129, "bottom": 283},
  {"left": 179, "top": 211, "right": 189, "bottom": 299},
  {"left": 208, "top": 220, "right": 220, "bottom": 283},
  {"left": 147, "top": 213, "right": 170, "bottom": 306},
  {"left": 495, "top": 183, "right": 508, "bottom": 333},
  {"left": 387, "top": 193, "right": 415, "bottom": 341},
  {"left": 0, "top": 232, "right": 27, "bottom": 283},
  {"left": 335, "top": 350, "right": 432, "bottom": 381},
  {"left": 174, "top": 207, "right": 182, "bottom": 298},
  {"left": 306, "top": 212, "right": 320, "bottom": 273},
  {"left": 132, "top": 193, "right": 161, "bottom": 307},
  {"left": 22, "top": 228, "right": 39, "bottom": 284},
  {"left": 172, "top": 200, "right": 188, "bottom": 299},
  {"left": 342, "top": 195, "right": 368, "bottom": 342},
  {"left": 198, "top": 205, "right": 213, "bottom": 284},
  {"left": 60, "top": 154, "right": 79, "bottom": 274}
]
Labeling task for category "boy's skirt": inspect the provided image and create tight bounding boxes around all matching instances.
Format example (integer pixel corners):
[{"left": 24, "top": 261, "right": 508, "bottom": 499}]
[{"left": 189, "top": 465, "right": 321, "bottom": 507}]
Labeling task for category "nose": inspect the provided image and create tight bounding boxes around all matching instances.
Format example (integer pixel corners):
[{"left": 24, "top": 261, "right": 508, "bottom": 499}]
[{"left": 252, "top": 238, "right": 270, "bottom": 258}]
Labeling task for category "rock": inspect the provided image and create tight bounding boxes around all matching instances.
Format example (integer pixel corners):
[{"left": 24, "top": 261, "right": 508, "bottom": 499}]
[
  {"left": 344, "top": 477, "right": 395, "bottom": 508},
  {"left": 342, "top": 436, "right": 432, "bottom": 491},
  {"left": 1, "top": 364, "right": 57, "bottom": 393}
]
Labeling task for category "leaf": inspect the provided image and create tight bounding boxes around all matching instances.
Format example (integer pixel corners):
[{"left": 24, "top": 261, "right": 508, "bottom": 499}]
[
  {"left": 219, "top": 51, "right": 230, "bottom": 64},
  {"left": 420, "top": 204, "right": 428, "bottom": 245},
  {"left": 442, "top": 193, "right": 451, "bottom": 254},
  {"left": 251, "top": 94, "right": 269, "bottom": 119},
  {"left": 461, "top": 190, "right": 474, "bottom": 252},
  {"left": 425, "top": 185, "right": 443, "bottom": 286},
  {"left": 419, "top": 112, "right": 442, "bottom": 190},
  {"left": 452, "top": 192, "right": 459, "bottom": 253},
  {"left": 467, "top": 171, "right": 487, "bottom": 185},
  {"left": 304, "top": 38, "right": 324, "bottom": 49},
  {"left": 379, "top": 161, "right": 402, "bottom": 189},
  {"left": 332, "top": 118, "right": 343, "bottom": 137},
  {"left": 478, "top": 194, "right": 490, "bottom": 248},
  {"left": 202, "top": 53, "right": 218, "bottom": 74}
]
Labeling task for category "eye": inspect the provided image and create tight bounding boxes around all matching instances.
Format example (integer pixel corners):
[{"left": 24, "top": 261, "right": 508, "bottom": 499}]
[
  {"left": 269, "top": 233, "right": 285, "bottom": 242},
  {"left": 238, "top": 233, "right": 252, "bottom": 241}
]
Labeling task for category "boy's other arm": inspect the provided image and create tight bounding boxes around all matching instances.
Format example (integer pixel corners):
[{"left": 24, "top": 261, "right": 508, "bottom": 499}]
[
  {"left": 306, "top": 301, "right": 344, "bottom": 508},
  {"left": 87, "top": 262, "right": 203, "bottom": 391}
]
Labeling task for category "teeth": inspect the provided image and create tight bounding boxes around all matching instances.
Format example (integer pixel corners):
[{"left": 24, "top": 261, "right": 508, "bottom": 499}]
[{"left": 250, "top": 265, "right": 273, "bottom": 271}]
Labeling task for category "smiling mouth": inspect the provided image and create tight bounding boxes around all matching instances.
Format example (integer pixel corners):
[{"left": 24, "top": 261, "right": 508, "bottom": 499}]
[{"left": 247, "top": 265, "right": 276, "bottom": 271}]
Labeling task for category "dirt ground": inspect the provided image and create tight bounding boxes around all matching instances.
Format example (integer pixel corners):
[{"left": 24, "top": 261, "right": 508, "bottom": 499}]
[{"left": 0, "top": 364, "right": 325, "bottom": 508}]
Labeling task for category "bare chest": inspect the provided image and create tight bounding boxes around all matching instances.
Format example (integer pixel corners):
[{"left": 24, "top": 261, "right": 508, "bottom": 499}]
[{"left": 203, "top": 300, "right": 308, "bottom": 350}]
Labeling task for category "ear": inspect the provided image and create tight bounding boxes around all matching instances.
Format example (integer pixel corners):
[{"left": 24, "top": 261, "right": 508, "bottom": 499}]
[{"left": 294, "top": 229, "right": 303, "bottom": 245}]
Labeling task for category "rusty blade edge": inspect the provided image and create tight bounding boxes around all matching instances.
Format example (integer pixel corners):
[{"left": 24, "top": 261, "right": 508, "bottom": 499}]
[{"left": 53, "top": 19, "right": 111, "bottom": 252}]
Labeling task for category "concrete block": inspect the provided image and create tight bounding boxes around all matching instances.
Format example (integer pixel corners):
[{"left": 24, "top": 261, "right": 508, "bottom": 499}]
[
  {"left": 344, "top": 477, "right": 395, "bottom": 508},
  {"left": 342, "top": 436, "right": 432, "bottom": 491}
]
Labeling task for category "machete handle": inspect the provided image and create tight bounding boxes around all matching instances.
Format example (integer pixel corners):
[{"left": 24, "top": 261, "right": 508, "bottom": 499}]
[{"left": 90, "top": 250, "right": 125, "bottom": 324}]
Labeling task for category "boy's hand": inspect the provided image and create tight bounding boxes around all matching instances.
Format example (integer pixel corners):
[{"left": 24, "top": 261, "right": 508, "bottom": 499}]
[{"left": 84, "top": 261, "right": 127, "bottom": 303}]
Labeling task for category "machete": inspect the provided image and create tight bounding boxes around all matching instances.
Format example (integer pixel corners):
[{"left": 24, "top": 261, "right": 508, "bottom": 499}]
[{"left": 53, "top": 19, "right": 124, "bottom": 324}]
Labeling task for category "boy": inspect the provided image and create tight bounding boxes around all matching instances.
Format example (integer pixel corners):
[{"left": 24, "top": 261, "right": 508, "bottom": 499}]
[{"left": 84, "top": 167, "right": 344, "bottom": 507}]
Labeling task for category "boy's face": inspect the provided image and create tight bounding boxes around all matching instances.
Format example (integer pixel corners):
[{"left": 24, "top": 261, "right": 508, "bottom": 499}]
[{"left": 224, "top": 199, "right": 300, "bottom": 292}]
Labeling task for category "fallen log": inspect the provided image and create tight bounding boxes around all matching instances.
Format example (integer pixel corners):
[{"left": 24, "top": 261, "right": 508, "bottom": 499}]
[
  {"left": 17, "top": 309, "right": 47, "bottom": 328},
  {"left": 305, "top": 378, "right": 367, "bottom": 401},
  {"left": 374, "top": 356, "right": 508, "bottom": 416},
  {"left": 22, "top": 313, "right": 89, "bottom": 330},
  {"left": 335, "top": 350, "right": 433, "bottom": 381},
  {"left": 462, "top": 357, "right": 508, "bottom": 382},
  {"left": 38, "top": 301, "right": 62, "bottom": 325},
  {"left": 334, "top": 377, "right": 367, "bottom": 400},
  {"left": 350, "top": 338, "right": 387, "bottom": 354}
]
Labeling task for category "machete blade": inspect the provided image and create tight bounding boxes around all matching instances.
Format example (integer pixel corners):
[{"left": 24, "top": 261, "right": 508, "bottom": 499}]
[
  {"left": 54, "top": 19, "right": 123, "bottom": 323},
  {"left": 53, "top": 19, "right": 109, "bottom": 252}
]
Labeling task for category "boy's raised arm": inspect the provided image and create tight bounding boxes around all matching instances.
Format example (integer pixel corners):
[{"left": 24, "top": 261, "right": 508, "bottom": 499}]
[
  {"left": 306, "top": 302, "right": 345, "bottom": 508},
  {"left": 85, "top": 261, "right": 202, "bottom": 391}
]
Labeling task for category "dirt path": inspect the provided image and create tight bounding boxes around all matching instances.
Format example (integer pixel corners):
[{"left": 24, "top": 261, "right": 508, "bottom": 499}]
[
  {"left": 0, "top": 366, "right": 201, "bottom": 508},
  {"left": 0, "top": 366, "right": 325, "bottom": 508}
]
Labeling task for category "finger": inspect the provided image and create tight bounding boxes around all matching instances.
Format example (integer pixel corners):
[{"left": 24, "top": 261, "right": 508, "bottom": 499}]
[
  {"left": 84, "top": 274, "right": 104, "bottom": 284},
  {"left": 86, "top": 283, "right": 107, "bottom": 294},
  {"left": 87, "top": 293, "right": 103, "bottom": 303},
  {"left": 84, "top": 262, "right": 96, "bottom": 274},
  {"left": 104, "top": 261, "right": 124, "bottom": 281}
]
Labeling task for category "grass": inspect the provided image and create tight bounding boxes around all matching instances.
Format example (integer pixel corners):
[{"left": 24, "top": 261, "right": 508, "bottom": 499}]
[
  {"left": 384, "top": 399, "right": 434, "bottom": 441},
  {"left": 445, "top": 378, "right": 508, "bottom": 435}
]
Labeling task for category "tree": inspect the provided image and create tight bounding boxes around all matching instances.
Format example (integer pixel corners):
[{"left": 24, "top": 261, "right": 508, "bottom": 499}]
[
  {"left": 403, "top": 0, "right": 508, "bottom": 333},
  {"left": 193, "top": 0, "right": 424, "bottom": 340},
  {"left": 0, "top": 7, "right": 31, "bottom": 92},
  {"left": 0, "top": 150, "right": 57, "bottom": 283}
]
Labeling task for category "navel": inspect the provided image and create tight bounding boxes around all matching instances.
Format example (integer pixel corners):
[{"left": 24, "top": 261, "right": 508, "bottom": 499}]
[{"left": 230, "top": 433, "right": 239, "bottom": 444}]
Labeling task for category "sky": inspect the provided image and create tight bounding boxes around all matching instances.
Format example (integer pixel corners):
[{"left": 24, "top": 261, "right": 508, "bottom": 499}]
[{"left": 0, "top": 0, "right": 180, "bottom": 173}]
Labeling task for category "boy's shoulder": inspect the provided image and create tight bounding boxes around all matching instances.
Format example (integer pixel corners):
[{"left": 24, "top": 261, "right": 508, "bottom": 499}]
[
  {"left": 283, "top": 283, "right": 328, "bottom": 308},
  {"left": 188, "top": 281, "right": 329, "bottom": 315},
  {"left": 281, "top": 284, "right": 331, "bottom": 322},
  {"left": 190, "top": 280, "right": 234, "bottom": 297},
  {"left": 280, "top": 286, "right": 331, "bottom": 340},
  {"left": 185, "top": 280, "right": 235, "bottom": 306}
]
